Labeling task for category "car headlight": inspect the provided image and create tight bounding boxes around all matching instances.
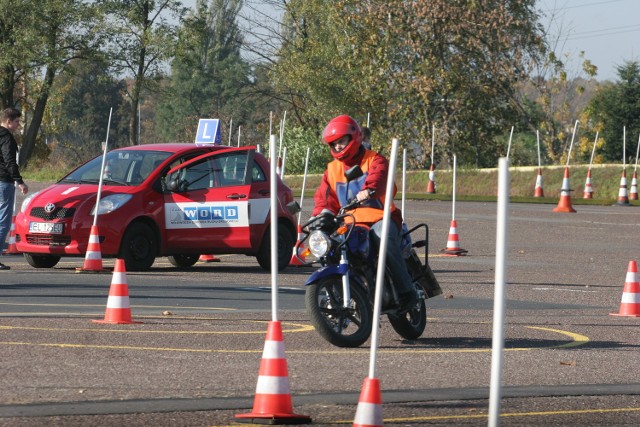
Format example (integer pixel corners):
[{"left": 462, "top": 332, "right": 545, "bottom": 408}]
[
  {"left": 307, "top": 230, "right": 331, "bottom": 258},
  {"left": 21, "top": 190, "right": 41, "bottom": 214},
  {"left": 91, "top": 194, "right": 132, "bottom": 215}
]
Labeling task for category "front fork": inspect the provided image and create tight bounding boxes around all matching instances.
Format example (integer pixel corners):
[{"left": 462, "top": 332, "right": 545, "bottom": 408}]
[{"left": 340, "top": 247, "right": 351, "bottom": 307}]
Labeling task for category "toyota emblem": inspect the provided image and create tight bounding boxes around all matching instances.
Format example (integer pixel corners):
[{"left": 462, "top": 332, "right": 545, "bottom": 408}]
[{"left": 44, "top": 203, "right": 56, "bottom": 213}]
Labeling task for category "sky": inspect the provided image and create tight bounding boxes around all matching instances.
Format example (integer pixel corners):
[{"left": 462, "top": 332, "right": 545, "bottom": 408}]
[{"left": 539, "top": 0, "right": 640, "bottom": 81}]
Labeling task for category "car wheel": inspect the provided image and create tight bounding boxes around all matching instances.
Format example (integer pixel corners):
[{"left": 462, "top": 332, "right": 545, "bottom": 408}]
[
  {"left": 256, "top": 224, "right": 294, "bottom": 272},
  {"left": 119, "top": 222, "right": 156, "bottom": 271},
  {"left": 167, "top": 254, "right": 199, "bottom": 268},
  {"left": 23, "top": 253, "right": 61, "bottom": 268}
]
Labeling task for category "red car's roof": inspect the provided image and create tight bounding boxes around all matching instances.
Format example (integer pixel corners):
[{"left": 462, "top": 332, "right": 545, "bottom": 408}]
[{"left": 112, "top": 143, "right": 230, "bottom": 154}]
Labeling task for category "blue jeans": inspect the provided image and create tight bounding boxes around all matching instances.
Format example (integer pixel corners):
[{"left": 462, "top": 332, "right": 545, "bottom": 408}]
[
  {"left": 369, "top": 220, "right": 414, "bottom": 294},
  {"left": 0, "top": 181, "right": 16, "bottom": 256}
]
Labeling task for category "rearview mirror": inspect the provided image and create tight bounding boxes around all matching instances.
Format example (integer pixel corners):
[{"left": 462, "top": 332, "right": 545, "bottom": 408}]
[{"left": 344, "top": 165, "right": 363, "bottom": 182}]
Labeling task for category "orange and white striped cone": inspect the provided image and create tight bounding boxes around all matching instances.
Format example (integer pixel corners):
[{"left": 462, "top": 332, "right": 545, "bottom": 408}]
[
  {"left": 615, "top": 169, "right": 630, "bottom": 206},
  {"left": 289, "top": 224, "right": 306, "bottom": 266},
  {"left": 235, "top": 321, "right": 311, "bottom": 424},
  {"left": 426, "top": 164, "right": 436, "bottom": 194},
  {"left": 6, "top": 214, "right": 18, "bottom": 254},
  {"left": 353, "top": 377, "right": 383, "bottom": 427},
  {"left": 534, "top": 167, "right": 544, "bottom": 197},
  {"left": 441, "top": 219, "right": 468, "bottom": 256},
  {"left": 610, "top": 260, "right": 640, "bottom": 317},
  {"left": 553, "top": 167, "right": 576, "bottom": 213},
  {"left": 93, "top": 259, "right": 142, "bottom": 324},
  {"left": 76, "top": 225, "right": 107, "bottom": 272},
  {"left": 198, "top": 254, "right": 221, "bottom": 263},
  {"left": 583, "top": 169, "right": 594, "bottom": 199},
  {"left": 630, "top": 170, "right": 638, "bottom": 200}
]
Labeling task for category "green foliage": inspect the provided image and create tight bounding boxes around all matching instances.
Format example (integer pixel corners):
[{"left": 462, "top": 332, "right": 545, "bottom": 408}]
[{"left": 277, "top": 126, "right": 330, "bottom": 175}]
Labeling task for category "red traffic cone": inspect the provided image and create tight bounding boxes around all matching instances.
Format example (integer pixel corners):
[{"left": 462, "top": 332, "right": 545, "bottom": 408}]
[
  {"left": 583, "top": 169, "right": 594, "bottom": 199},
  {"left": 630, "top": 170, "right": 638, "bottom": 200},
  {"left": 76, "top": 225, "right": 107, "bottom": 272},
  {"left": 553, "top": 167, "right": 576, "bottom": 213},
  {"left": 235, "top": 321, "right": 311, "bottom": 424},
  {"left": 6, "top": 214, "right": 19, "bottom": 254},
  {"left": 615, "top": 169, "right": 630, "bottom": 206},
  {"left": 426, "top": 164, "right": 436, "bottom": 194},
  {"left": 534, "top": 167, "right": 544, "bottom": 197},
  {"left": 198, "top": 254, "right": 220, "bottom": 263},
  {"left": 289, "top": 224, "right": 306, "bottom": 266},
  {"left": 353, "top": 377, "right": 383, "bottom": 427},
  {"left": 441, "top": 219, "right": 468, "bottom": 256},
  {"left": 610, "top": 261, "right": 640, "bottom": 317},
  {"left": 93, "top": 259, "right": 142, "bottom": 324}
]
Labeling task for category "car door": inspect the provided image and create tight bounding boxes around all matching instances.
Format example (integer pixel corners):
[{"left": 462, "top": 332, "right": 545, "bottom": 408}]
[{"left": 163, "top": 147, "right": 255, "bottom": 252}]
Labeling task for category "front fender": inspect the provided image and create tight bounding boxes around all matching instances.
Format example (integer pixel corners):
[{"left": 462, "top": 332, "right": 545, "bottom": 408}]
[{"left": 305, "top": 264, "right": 349, "bottom": 286}]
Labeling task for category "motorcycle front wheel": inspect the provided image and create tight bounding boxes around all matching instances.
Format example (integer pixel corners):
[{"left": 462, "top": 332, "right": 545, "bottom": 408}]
[
  {"left": 388, "top": 298, "right": 427, "bottom": 340},
  {"left": 305, "top": 276, "right": 372, "bottom": 348}
]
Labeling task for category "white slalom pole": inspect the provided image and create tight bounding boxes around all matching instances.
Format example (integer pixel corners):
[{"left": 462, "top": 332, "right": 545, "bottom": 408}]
[
  {"left": 228, "top": 119, "right": 233, "bottom": 146},
  {"left": 401, "top": 148, "right": 407, "bottom": 219},
  {"left": 237, "top": 125, "right": 241, "bottom": 147},
  {"left": 488, "top": 157, "right": 510, "bottom": 427},
  {"left": 269, "top": 134, "right": 279, "bottom": 321},
  {"left": 367, "top": 112, "right": 370, "bottom": 128},
  {"left": 368, "top": 137, "right": 399, "bottom": 378},
  {"left": 589, "top": 131, "right": 599, "bottom": 169},
  {"left": 566, "top": 120, "right": 579, "bottom": 167},
  {"left": 269, "top": 111, "right": 273, "bottom": 136},
  {"left": 280, "top": 146, "right": 287, "bottom": 179},
  {"left": 506, "top": 126, "right": 514, "bottom": 160},
  {"left": 93, "top": 108, "right": 113, "bottom": 227},
  {"left": 623, "top": 126, "right": 627, "bottom": 169},
  {"left": 297, "top": 147, "right": 311, "bottom": 227},
  {"left": 635, "top": 134, "right": 640, "bottom": 173},
  {"left": 431, "top": 125, "right": 436, "bottom": 166},
  {"left": 452, "top": 154, "right": 457, "bottom": 221},
  {"left": 536, "top": 130, "right": 542, "bottom": 169}
]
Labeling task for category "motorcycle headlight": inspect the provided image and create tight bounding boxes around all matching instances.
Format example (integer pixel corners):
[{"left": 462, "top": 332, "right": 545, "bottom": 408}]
[
  {"left": 308, "top": 230, "right": 331, "bottom": 258},
  {"left": 91, "top": 194, "right": 132, "bottom": 215},
  {"left": 21, "top": 190, "right": 41, "bottom": 214}
]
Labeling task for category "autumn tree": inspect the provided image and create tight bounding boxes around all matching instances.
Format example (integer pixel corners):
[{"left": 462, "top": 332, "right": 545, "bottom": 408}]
[{"left": 97, "top": 0, "right": 185, "bottom": 146}]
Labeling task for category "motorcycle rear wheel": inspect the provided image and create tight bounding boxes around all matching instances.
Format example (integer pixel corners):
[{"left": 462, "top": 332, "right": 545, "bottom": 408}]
[
  {"left": 388, "top": 298, "right": 427, "bottom": 340},
  {"left": 305, "top": 276, "right": 372, "bottom": 348}
]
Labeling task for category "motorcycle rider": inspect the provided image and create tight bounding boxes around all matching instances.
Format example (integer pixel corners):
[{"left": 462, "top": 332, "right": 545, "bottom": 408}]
[{"left": 311, "top": 115, "right": 419, "bottom": 311}]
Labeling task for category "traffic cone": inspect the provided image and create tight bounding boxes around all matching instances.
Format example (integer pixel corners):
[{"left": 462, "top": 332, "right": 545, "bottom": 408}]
[
  {"left": 610, "top": 260, "right": 640, "bottom": 317},
  {"left": 630, "top": 170, "right": 638, "bottom": 200},
  {"left": 441, "top": 219, "right": 468, "bottom": 256},
  {"left": 426, "top": 164, "right": 436, "bottom": 194},
  {"left": 583, "top": 168, "right": 594, "bottom": 199},
  {"left": 76, "top": 225, "right": 107, "bottom": 272},
  {"left": 93, "top": 259, "right": 142, "bottom": 324},
  {"left": 534, "top": 167, "right": 544, "bottom": 197},
  {"left": 198, "top": 254, "right": 221, "bottom": 263},
  {"left": 6, "top": 214, "right": 18, "bottom": 254},
  {"left": 615, "top": 169, "right": 630, "bottom": 206},
  {"left": 235, "top": 321, "right": 311, "bottom": 424},
  {"left": 553, "top": 167, "right": 576, "bottom": 213},
  {"left": 289, "top": 224, "right": 306, "bottom": 266},
  {"left": 353, "top": 377, "right": 383, "bottom": 427}
]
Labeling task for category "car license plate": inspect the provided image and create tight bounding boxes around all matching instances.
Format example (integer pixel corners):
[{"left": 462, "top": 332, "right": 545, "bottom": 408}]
[{"left": 29, "top": 222, "right": 64, "bottom": 234}]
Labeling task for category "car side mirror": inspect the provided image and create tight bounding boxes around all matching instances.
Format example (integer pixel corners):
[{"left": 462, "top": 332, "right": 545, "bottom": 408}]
[
  {"left": 344, "top": 165, "right": 363, "bottom": 182},
  {"left": 166, "top": 178, "right": 181, "bottom": 192},
  {"left": 286, "top": 201, "right": 301, "bottom": 215}
]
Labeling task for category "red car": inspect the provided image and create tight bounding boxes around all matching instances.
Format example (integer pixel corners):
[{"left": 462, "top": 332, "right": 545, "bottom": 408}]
[{"left": 15, "top": 144, "right": 297, "bottom": 271}]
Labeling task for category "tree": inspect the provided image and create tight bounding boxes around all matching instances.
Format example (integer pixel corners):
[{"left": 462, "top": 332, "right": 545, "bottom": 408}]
[
  {"left": 97, "top": 0, "right": 185, "bottom": 146},
  {"left": 0, "top": 0, "right": 100, "bottom": 168},
  {"left": 155, "top": 0, "right": 250, "bottom": 143},
  {"left": 586, "top": 61, "right": 640, "bottom": 163}
]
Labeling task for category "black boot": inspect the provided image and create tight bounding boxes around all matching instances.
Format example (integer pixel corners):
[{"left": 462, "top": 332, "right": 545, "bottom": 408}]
[{"left": 398, "top": 289, "right": 419, "bottom": 312}]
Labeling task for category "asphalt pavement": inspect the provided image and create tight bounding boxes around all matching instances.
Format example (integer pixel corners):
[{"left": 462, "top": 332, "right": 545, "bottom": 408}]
[{"left": 1, "top": 196, "right": 640, "bottom": 426}]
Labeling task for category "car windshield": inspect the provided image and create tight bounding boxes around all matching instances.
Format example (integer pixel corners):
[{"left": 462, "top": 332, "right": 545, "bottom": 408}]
[{"left": 60, "top": 150, "right": 173, "bottom": 186}]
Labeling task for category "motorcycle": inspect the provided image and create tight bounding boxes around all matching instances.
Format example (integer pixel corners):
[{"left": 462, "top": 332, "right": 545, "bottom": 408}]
[{"left": 295, "top": 166, "right": 442, "bottom": 347}]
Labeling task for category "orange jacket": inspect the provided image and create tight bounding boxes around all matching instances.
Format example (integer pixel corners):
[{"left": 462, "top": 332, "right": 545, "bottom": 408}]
[{"left": 313, "top": 148, "right": 402, "bottom": 227}]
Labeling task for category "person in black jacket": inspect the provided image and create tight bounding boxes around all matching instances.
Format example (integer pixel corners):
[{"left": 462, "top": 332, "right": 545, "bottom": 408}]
[{"left": 0, "top": 108, "right": 29, "bottom": 270}]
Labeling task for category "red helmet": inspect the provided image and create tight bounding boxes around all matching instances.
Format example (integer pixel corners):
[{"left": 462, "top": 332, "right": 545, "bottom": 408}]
[{"left": 322, "top": 115, "right": 362, "bottom": 161}]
